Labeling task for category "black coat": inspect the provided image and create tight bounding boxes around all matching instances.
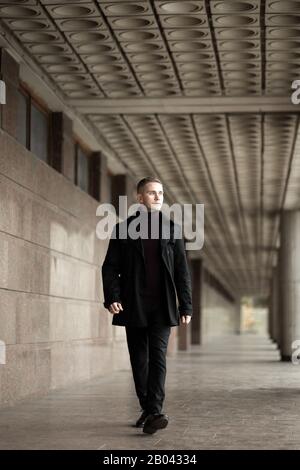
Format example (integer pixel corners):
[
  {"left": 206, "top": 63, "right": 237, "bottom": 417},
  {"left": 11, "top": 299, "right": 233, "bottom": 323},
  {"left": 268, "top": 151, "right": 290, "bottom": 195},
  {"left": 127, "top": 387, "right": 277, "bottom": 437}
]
[{"left": 102, "top": 212, "right": 193, "bottom": 327}]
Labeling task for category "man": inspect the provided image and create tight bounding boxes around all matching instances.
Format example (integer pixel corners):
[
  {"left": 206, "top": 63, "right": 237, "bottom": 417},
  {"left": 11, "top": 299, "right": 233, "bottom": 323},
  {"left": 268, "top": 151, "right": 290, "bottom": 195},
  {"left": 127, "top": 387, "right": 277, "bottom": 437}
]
[{"left": 102, "top": 177, "right": 192, "bottom": 435}]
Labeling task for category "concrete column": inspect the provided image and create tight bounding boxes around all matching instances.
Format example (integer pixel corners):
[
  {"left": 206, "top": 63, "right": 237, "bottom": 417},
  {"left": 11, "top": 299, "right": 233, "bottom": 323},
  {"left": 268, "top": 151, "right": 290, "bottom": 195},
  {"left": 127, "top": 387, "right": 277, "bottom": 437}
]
[
  {"left": 279, "top": 211, "right": 300, "bottom": 361},
  {"left": 99, "top": 153, "right": 111, "bottom": 203},
  {"left": 0, "top": 49, "right": 19, "bottom": 138},
  {"left": 89, "top": 151, "right": 111, "bottom": 202},
  {"left": 178, "top": 256, "right": 193, "bottom": 351},
  {"left": 268, "top": 283, "right": 273, "bottom": 340},
  {"left": 270, "top": 265, "right": 280, "bottom": 346},
  {"left": 190, "top": 258, "right": 203, "bottom": 345},
  {"left": 111, "top": 174, "right": 136, "bottom": 215},
  {"left": 50, "top": 112, "right": 74, "bottom": 182},
  {"left": 235, "top": 298, "right": 241, "bottom": 335},
  {"left": 178, "top": 321, "right": 191, "bottom": 351}
]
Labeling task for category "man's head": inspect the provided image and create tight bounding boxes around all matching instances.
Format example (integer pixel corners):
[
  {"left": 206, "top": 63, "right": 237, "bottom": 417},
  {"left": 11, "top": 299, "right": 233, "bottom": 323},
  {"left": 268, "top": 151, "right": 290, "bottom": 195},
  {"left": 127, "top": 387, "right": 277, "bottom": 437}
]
[{"left": 136, "top": 177, "right": 164, "bottom": 211}]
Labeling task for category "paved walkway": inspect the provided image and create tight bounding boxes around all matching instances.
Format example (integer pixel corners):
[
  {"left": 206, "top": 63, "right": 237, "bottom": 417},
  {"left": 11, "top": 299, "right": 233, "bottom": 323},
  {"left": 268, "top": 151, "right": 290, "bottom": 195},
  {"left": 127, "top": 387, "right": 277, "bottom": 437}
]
[{"left": 1, "top": 334, "right": 300, "bottom": 450}]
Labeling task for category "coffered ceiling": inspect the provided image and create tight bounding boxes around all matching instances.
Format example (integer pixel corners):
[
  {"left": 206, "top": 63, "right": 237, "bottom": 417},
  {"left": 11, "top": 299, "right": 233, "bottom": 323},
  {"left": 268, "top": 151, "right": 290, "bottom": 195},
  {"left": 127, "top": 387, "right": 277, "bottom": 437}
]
[{"left": 1, "top": 0, "right": 300, "bottom": 299}]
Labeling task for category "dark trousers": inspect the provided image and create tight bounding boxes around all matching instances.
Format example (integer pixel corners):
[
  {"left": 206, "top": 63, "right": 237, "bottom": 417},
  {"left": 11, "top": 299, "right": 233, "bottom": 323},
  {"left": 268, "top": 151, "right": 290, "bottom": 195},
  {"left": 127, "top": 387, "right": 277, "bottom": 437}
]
[{"left": 125, "top": 302, "right": 171, "bottom": 415}]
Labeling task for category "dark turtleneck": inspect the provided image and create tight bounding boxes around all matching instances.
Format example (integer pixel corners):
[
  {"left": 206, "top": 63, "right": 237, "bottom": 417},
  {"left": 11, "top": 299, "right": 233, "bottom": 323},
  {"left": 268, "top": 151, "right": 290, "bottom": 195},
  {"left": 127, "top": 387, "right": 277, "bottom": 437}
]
[{"left": 141, "top": 210, "right": 163, "bottom": 298}]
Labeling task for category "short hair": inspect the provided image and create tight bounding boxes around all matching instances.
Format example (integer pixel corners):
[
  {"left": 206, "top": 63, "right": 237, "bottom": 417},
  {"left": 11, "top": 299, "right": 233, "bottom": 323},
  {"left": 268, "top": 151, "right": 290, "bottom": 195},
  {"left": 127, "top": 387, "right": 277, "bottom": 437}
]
[{"left": 137, "top": 176, "right": 162, "bottom": 194}]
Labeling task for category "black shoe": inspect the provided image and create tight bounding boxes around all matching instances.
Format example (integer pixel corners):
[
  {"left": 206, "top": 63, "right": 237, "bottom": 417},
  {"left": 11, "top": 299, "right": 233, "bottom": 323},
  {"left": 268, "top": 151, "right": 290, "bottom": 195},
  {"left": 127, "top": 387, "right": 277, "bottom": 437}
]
[
  {"left": 136, "top": 410, "right": 149, "bottom": 428},
  {"left": 143, "top": 413, "right": 169, "bottom": 435}
]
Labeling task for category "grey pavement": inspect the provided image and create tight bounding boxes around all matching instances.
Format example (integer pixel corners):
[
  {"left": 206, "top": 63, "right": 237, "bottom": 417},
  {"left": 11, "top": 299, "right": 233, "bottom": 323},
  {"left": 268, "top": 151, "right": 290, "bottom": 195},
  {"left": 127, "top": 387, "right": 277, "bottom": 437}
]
[{"left": 0, "top": 334, "right": 300, "bottom": 450}]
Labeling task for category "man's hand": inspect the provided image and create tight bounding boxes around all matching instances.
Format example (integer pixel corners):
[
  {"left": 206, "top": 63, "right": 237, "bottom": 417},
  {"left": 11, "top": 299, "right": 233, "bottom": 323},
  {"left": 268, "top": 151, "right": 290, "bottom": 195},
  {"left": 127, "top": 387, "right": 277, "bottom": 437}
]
[
  {"left": 109, "top": 302, "right": 123, "bottom": 314},
  {"left": 180, "top": 315, "right": 191, "bottom": 325}
]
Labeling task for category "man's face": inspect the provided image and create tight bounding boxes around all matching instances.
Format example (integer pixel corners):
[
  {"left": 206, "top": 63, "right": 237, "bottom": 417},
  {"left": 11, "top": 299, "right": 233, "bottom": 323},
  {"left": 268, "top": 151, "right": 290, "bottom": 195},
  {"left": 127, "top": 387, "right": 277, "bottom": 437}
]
[{"left": 137, "top": 182, "right": 164, "bottom": 211}]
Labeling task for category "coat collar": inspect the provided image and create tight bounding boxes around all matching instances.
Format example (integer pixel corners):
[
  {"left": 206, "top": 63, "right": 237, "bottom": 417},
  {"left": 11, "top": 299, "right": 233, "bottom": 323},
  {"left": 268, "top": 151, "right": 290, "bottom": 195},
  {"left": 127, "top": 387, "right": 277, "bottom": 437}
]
[{"left": 126, "top": 210, "right": 173, "bottom": 256}]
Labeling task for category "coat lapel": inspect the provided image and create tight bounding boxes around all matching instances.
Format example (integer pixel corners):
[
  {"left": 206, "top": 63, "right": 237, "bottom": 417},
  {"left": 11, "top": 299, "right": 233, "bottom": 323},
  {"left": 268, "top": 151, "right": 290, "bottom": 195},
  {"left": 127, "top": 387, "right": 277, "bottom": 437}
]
[{"left": 127, "top": 210, "right": 172, "bottom": 259}]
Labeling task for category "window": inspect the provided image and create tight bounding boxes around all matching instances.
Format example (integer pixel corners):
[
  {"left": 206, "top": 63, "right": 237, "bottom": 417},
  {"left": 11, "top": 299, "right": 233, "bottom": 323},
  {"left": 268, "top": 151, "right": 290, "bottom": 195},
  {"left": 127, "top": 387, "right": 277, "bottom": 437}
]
[
  {"left": 30, "top": 101, "right": 49, "bottom": 162},
  {"left": 15, "top": 86, "right": 50, "bottom": 163},
  {"left": 75, "top": 144, "right": 89, "bottom": 193}
]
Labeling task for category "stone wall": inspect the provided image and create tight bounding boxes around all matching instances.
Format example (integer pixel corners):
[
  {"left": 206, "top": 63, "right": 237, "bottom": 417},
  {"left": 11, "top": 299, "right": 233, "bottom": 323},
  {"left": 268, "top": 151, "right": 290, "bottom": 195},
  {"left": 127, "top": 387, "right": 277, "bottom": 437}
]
[{"left": 0, "top": 129, "right": 130, "bottom": 406}]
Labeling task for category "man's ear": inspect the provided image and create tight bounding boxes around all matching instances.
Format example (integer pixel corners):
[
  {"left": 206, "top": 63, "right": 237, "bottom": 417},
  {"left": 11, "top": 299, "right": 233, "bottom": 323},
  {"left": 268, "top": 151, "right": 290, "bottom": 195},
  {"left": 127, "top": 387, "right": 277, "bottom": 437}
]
[{"left": 137, "top": 192, "right": 143, "bottom": 204}]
